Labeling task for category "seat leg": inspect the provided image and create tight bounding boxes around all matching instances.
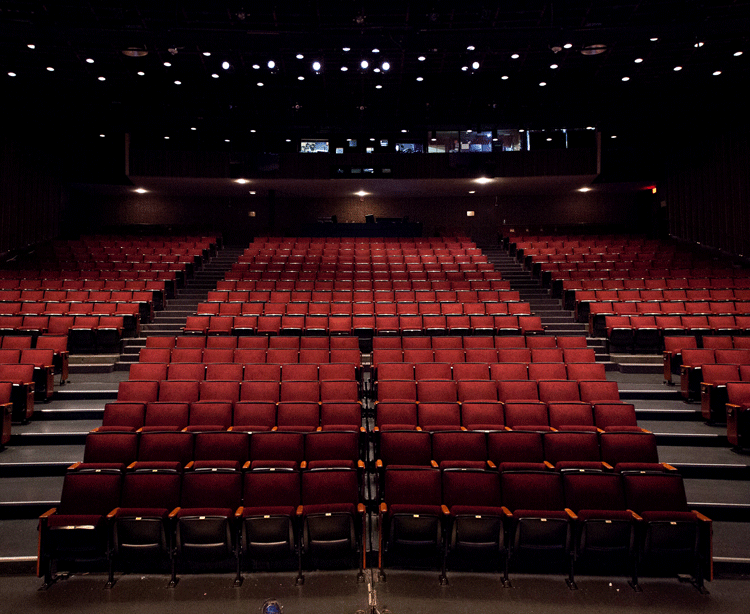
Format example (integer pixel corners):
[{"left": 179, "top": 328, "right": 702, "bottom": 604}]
[
  {"left": 565, "top": 554, "right": 578, "bottom": 590},
  {"left": 105, "top": 553, "right": 116, "bottom": 589},
  {"left": 502, "top": 553, "right": 512, "bottom": 588},
  {"left": 168, "top": 553, "right": 178, "bottom": 588},
  {"left": 628, "top": 557, "right": 642, "bottom": 592},
  {"left": 439, "top": 543, "right": 448, "bottom": 585}
]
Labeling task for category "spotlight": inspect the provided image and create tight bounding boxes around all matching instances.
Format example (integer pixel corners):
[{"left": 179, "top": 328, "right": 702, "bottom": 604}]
[
  {"left": 381, "top": 61, "right": 390, "bottom": 71},
  {"left": 312, "top": 61, "right": 321, "bottom": 72},
  {"left": 360, "top": 60, "right": 369, "bottom": 69},
  {"left": 296, "top": 54, "right": 304, "bottom": 59},
  {"left": 267, "top": 60, "right": 276, "bottom": 69},
  {"left": 222, "top": 61, "right": 230, "bottom": 70},
  {"left": 418, "top": 55, "right": 426, "bottom": 61},
  {"left": 472, "top": 61, "right": 480, "bottom": 69}
]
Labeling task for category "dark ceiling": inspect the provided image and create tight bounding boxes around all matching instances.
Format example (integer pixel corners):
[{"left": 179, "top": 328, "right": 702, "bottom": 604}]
[{"left": 2, "top": 1, "right": 749, "bottom": 148}]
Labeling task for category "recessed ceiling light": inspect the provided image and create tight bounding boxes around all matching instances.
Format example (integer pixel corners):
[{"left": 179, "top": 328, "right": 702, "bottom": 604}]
[
  {"left": 252, "top": 64, "right": 260, "bottom": 69},
  {"left": 418, "top": 56, "right": 426, "bottom": 61},
  {"left": 650, "top": 37, "right": 658, "bottom": 42},
  {"left": 546, "top": 138, "right": 552, "bottom": 141},
  {"left": 312, "top": 61, "right": 321, "bottom": 71},
  {"left": 211, "top": 73, "right": 219, "bottom": 78},
  {"left": 98, "top": 76, "right": 106, "bottom": 81},
  {"left": 164, "top": 136, "right": 169, "bottom": 140},
  {"left": 138, "top": 71, "right": 145, "bottom": 76},
  {"left": 492, "top": 138, "right": 498, "bottom": 141},
  {"left": 46, "top": 67, "right": 54, "bottom": 72},
  {"left": 611, "top": 135, "right": 617, "bottom": 139},
  {"left": 734, "top": 51, "right": 743, "bottom": 56},
  {"left": 99, "top": 134, "right": 105, "bottom": 138},
  {"left": 550, "top": 64, "right": 558, "bottom": 69},
  {"left": 634, "top": 58, "right": 643, "bottom": 63},
  {"left": 257, "top": 82, "right": 264, "bottom": 86},
  {"left": 164, "top": 62, "right": 171, "bottom": 67},
  {"left": 468, "top": 191, "right": 476, "bottom": 194},
  {"left": 695, "top": 42, "right": 705, "bottom": 48},
  {"left": 203, "top": 52, "right": 211, "bottom": 57},
  {"left": 382, "top": 61, "right": 390, "bottom": 71},
  {"left": 135, "top": 188, "right": 147, "bottom": 193},
  {"left": 622, "top": 76, "right": 630, "bottom": 81},
  {"left": 511, "top": 53, "right": 520, "bottom": 59},
  {"left": 250, "top": 129, "right": 256, "bottom": 133},
  {"left": 501, "top": 75, "right": 508, "bottom": 80},
  {"left": 296, "top": 54, "right": 304, "bottom": 59},
  {"left": 374, "top": 68, "right": 381, "bottom": 73},
  {"left": 174, "top": 80, "right": 181, "bottom": 84},
  {"left": 467, "top": 45, "right": 475, "bottom": 51},
  {"left": 586, "top": 126, "right": 595, "bottom": 130},
  {"left": 713, "top": 70, "right": 722, "bottom": 76},
  {"left": 401, "top": 129, "right": 407, "bottom": 133},
  {"left": 285, "top": 139, "right": 291, "bottom": 142},
  {"left": 225, "top": 139, "right": 230, "bottom": 142},
  {"left": 249, "top": 191, "right": 256, "bottom": 195},
  {"left": 462, "top": 66, "right": 468, "bottom": 71},
  {"left": 372, "top": 48, "right": 380, "bottom": 53},
  {"left": 472, "top": 61, "right": 480, "bottom": 69},
  {"left": 222, "top": 61, "right": 230, "bottom": 70},
  {"left": 8, "top": 72, "right": 16, "bottom": 77},
  {"left": 343, "top": 47, "right": 351, "bottom": 52},
  {"left": 563, "top": 43, "right": 573, "bottom": 49},
  {"left": 416, "top": 77, "right": 423, "bottom": 81},
  {"left": 578, "top": 187, "right": 591, "bottom": 192},
  {"left": 27, "top": 44, "right": 35, "bottom": 49},
  {"left": 360, "top": 60, "right": 369, "bottom": 69},
  {"left": 86, "top": 58, "right": 94, "bottom": 64},
  {"left": 298, "top": 76, "right": 305, "bottom": 80},
  {"left": 355, "top": 191, "right": 368, "bottom": 197},
  {"left": 539, "top": 81, "right": 546, "bottom": 86},
  {"left": 190, "top": 127, "right": 197, "bottom": 131},
  {"left": 341, "top": 66, "right": 348, "bottom": 71},
  {"left": 267, "top": 61, "right": 276, "bottom": 69},
  {"left": 475, "top": 178, "right": 492, "bottom": 184},
  {"left": 375, "top": 84, "right": 383, "bottom": 89},
  {"left": 674, "top": 66, "right": 682, "bottom": 71}
]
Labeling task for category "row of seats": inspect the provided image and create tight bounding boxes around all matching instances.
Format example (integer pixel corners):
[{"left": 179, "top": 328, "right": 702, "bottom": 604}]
[
  {"left": 663, "top": 336, "right": 750, "bottom": 383},
  {"left": 200, "top": 292, "right": 524, "bottom": 306},
  {"left": 215, "top": 280, "right": 512, "bottom": 292},
  {"left": 130, "top": 362, "right": 357, "bottom": 383},
  {"left": 138, "top": 347, "right": 362, "bottom": 366},
  {"left": 117, "top": 380, "right": 357, "bottom": 405},
  {"left": 81, "top": 429, "right": 363, "bottom": 470},
  {"left": 379, "top": 467, "right": 710, "bottom": 589},
  {"left": 375, "top": 400, "right": 636, "bottom": 433},
  {"left": 0, "top": 315, "right": 126, "bottom": 352},
  {"left": 101, "top": 401, "right": 363, "bottom": 434},
  {"left": 676, "top": 348, "right": 750, "bottom": 401},
  {"left": 182, "top": 314, "right": 546, "bottom": 336},
  {"left": 145, "top": 335, "right": 360, "bottom": 349},
  {"left": 596, "top": 315, "right": 750, "bottom": 346},
  {"left": 371, "top": 347, "right": 595, "bottom": 366}
]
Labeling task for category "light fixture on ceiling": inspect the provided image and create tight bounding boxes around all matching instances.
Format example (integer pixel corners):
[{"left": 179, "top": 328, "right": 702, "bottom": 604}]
[
  {"left": 343, "top": 47, "right": 351, "bottom": 52},
  {"left": 355, "top": 190, "right": 368, "bottom": 197},
  {"left": 134, "top": 188, "right": 148, "bottom": 193},
  {"left": 27, "top": 44, "right": 35, "bottom": 50},
  {"left": 222, "top": 61, "right": 230, "bottom": 70},
  {"left": 203, "top": 52, "right": 211, "bottom": 57},
  {"left": 550, "top": 64, "right": 558, "bottom": 69},
  {"left": 467, "top": 46, "right": 475, "bottom": 51},
  {"left": 416, "top": 76, "right": 424, "bottom": 81},
  {"left": 622, "top": 76, "right": 630, "bottom": 81},
  {"left": 579, "top": 187, "right": 591, "bottom": 192},
  {"left": 511, "top": 53, "right": 520, "bottom": 59},
  {"left": 8, "top": 72, "right": 16, "bottom": 77},
  {"left": 98, "top": 76, "right": 106, "bottom": 81},
  {"left": 674, "top": 66, "right": 682, "bottom": 71},
  {"left": 472, "top": 61, "right": 480, "bottom": 70},
  {"left": 298, "top": 76, "right": 305, "bottom": 80},
  {"left": 501, "top": 75, "right": 508, "bottom": 80},
  {"left": 312, "top": 61, "right": 322, "bottom": 73},
  {"left": 86, "top": 58, "right": 94, "bottom": 64},
  {"left": 163, "top": 62, "right": 171, "bottom": 67},
  {"left": 418, "top": 55, "right": 426, "bottom": 61},
  {"left": 462, "top": 66, "right": 468, "bottom": 71},
  {"left": 713, "top": 70, "right": 722, "bottom": 76},
  {"left": 235, "top": 179, "right": 248, "bottom": 184},
  {"left": 474, "top": 177, "right": 493, "bottom": 184},
  {"left": 581, "top": 44, "right": 607, "bottom": 56},
  {"left": 734, "top": 51, "right": 743, "bottom": 56},
  {"left": 138, "top": 71, "right": 145, "bottom": 76},
  {"left": 296, "top": 54, "right": 304, "bottom": 59},
  {"left": 381, "top": 61, "right": 390, "bottom": 71},
  {"left": 372, "top": 48, "right": 380, "bottom": 53},
  {"left": 211, "top": 73, "right": 219, "bottom": 78},
  {"left": 375, "top": 84, "right": 382, "bottom": 89},
  {"left": 46, "top": 66, "right": 54, "bottom": 72},
  {"left": 563, "top": 43, "right": 573, "bottom": 49},
  {"left": 341, "top": 66, "right": 348, "bottom": 71},
  {"left": 539, "top": 81, "right": 546, "bottom": 86},
  {"left": 360, "top": 60, "right": 369, "bottom": 70},
  {"left": 267, "top": 60, "right": 276, "bottom": 70},
  {"left": 634, "top": 58, "right": 643, "bottom": 63},
  {"left": 122, "top": 47, "right": 148, "bottom": 57}
]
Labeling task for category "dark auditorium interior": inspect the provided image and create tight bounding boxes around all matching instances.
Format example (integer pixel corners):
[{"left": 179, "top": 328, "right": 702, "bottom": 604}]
[{"left": 1, "top": 2, "right": 750, "bottom": 613}]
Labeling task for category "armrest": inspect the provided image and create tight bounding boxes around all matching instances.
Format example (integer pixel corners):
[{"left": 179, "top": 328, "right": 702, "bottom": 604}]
[
  {"left": 296, "top": 505, "right": 304, "bottom": 516},
  {"left": 602, "top": 462, "right": 614, "bottom": 470},
  {"left": 501, "top": 506, "right": 513, "bottom": 518},
  {"left": 379, "top": 502, "right": 387, "bottom": 515},
  {"left": 544, "top": 461, "right": 555, "bottom": 469},
  {"left": 67, "top": 462, "right": 81, "bottom": 471},
  {"left": 168, "top": 507, "right": 181, "bottom": 519},
  {"left": 662, "top": 463, "right": 677, "bottom": 471},
  {"left": 693, "top": 510, "right": 712, "bottom": 522},
  {"left": 375, "top": 459, "right": 383, "bottom": 469},
  {"left": 300, "top": 461, "right": 307, "bottom": 469},
  {"left": 357, "top": 460, "right": 365, "bottom": 469},
  {"left": 234, "top": 507, "right": 244, "bottom": 518},
  {"left": 39, "top": 508, "right": 57, "bottom": 520},
  {"left": 357, "top": 503, "right": 366, "bottom": 515},
  {"left": 107, "top": 508, "right": 120, "bottom": 519},
  {"left": 564, "top": 508, "right": 578, "bottom": 520},
  {"left": 184, "top": 461, "right": 194, "bottom": 470},
  {"left": 627, "top": 509, "right": 643, "bottom": 521},
  {"left": 486, "top": 460, "right": 497, "bottom": 469},
  {"left": 242, "top": 461, "right": 251, "bottom": 470},
  {"left": 430, "top": 460, "right": 438, "bottom": 468},
  {"left": 441, "top": 504, "right": 450, "bottom": 515}
]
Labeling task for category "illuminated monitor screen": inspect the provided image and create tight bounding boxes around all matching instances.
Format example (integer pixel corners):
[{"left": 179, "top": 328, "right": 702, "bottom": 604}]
[
  {"left": 395, "top": 143, "right": 423, "bottom": 153},
  {"left": 300, "top": 140, "right": 329, "bottom": 153},
  {"left": 459, "top": 131, "right": 493, "bottom": 152}
]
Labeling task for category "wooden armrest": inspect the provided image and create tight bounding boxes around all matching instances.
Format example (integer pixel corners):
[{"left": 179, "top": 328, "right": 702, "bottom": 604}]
[
  {"left": 375, "top": 459, "right": 383, "bottom": 469},
  {"left": 487, "top": 460, "right": 496, "bottom": 469},
  {"left": 184, "top": 461, "right": 194, "bottom": 470},
  {"left": 602, "top": 462, "right": 614, "bottom": 470},
  {"left": 373, "top": 426, "right": 380, "bottom": 432},
  {"left": 564, "top": 508, "right": 578, "bottom": 520},
  {"left": 662, "top": 463, "right": 677, "bottom": 471},
  {"left": 460, "top": 426, "right": 467, "bottom": 431},
  {"left": 168, "top": 507, "right": 181, "bottom": 519},
  {"left": 242, "top": 461, "right": 251, "bottom": 470},
  {"left": 544, "top": 461, "right": 555, "bottom": 469},
  {"left": 416, "top": 426, "right": 422, "bottom": 431},
  {"left": 357, "top": 460, "right": 365, "bottom": 469},
  {"left": 430, "top": 460, "right": 438, "bottom": 468},
  {"left": 107, "top": 508, "right": 120, "bottom": 519},
  {"left": 359, "top": 426, "right": 366, "bottom": 433},
  {"left": 693, "top": 510, "right": 712, "bottom": 522},
  {"left": 39, "top": 508, "right": 57, "bottom": 520},
  {"left": 271, "top": 426, "right": 278, "bottom": 431},
  {"left": 296, "top": 506, "right": 304, "bottom": 516},
  {"left": 501, "top": 506, "right": 513, "bottom": 518},
  {"left": 379, "top": 502, "right": 387, "bottom": 514},
  {"left": 234, "top": 507, "right": 244, "bottom": 518},
  {"left": 300, "top": 461, "right": 307, "bottom": 469},
  {"left": 316, "top": 426, "right": 322, "bottom": 431},
  {"left": 357, "top": 503, "right": 366, "bottom": 514},
  {"left": 67, "top": 462, "right": 81, "bottom": 471},
  {"left": 626, "top": 509, "right": 643, "bottom": 521},
  {"left": 441, "top": 504, "right": 450, "bottom": 515},
  {"left": 596, "top": 428, "right": 605, "bottom": 433}
]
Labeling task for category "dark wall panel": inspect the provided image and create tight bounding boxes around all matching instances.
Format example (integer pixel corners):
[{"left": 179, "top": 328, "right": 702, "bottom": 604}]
[
  {"left": 0, "top": 137, "right": 64, "bottom": 256},
  {"left": 667, "top": 131, "right": 750, "bottom": 257}
]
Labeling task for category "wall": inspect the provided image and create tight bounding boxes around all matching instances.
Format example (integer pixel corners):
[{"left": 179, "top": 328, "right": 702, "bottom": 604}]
[
  {"left": 667, "top": 130, "right": 750, "bottom": 258},
  {"left": 0, "top": 136, "right": 65, "bottom": 256},
  {"left": 72, "top": 188, "right": 648, "bottom": 245}
]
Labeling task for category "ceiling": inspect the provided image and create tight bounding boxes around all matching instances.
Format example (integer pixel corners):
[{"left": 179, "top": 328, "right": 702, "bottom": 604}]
[{"left": 2, "top": 1, "right": 749, "bottom": 147}]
